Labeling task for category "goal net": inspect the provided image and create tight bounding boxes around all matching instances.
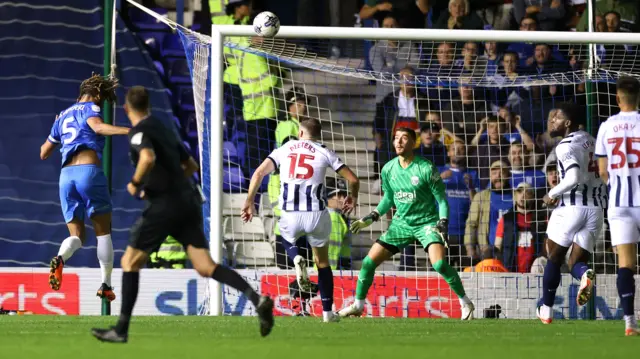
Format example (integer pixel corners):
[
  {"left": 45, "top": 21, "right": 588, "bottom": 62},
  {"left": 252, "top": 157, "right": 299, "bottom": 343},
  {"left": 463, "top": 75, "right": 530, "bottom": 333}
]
[{"left": 151, "top": 10, "right": 640, "bottom": 319}]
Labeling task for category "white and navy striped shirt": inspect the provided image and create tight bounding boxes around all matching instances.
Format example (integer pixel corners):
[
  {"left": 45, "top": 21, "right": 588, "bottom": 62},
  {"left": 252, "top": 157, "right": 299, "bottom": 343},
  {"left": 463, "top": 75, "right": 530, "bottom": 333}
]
[
  {"left": 595, "top": 111, "right": 640, "bottom": 208},
  {"left": 555, "top": 131, "right": 606, "bottom": 208},
  {"left": 268, "top": 140, "right": 345, "bottom": 212}
]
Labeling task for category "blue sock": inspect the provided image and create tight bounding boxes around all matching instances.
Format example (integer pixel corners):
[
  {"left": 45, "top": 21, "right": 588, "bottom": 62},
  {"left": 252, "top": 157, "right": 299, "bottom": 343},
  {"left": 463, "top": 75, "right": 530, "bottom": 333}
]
[
  {"left": 570, "top": 262, "right": 589, "bottom": 281},
  {"left": 543, "top": 260, "right": 561, "bottom": 307},
  {"left": 317, "top": 266, "right": 334, "bottom": 312},
  {"left": 617, "top": 267, "right": 635, "bottom": 316},
  {"left": 280, "top": 239, "right": 299, "bottom": 263}
]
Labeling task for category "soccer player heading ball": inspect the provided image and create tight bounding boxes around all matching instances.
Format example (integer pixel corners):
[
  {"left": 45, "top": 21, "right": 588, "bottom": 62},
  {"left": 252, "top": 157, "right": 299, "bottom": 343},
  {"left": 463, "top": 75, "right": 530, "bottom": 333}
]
[
  {"left": 40, "top": 74, "right": 130, "bottom": 302},
  {"left": 339, "top": 127, "right": 475, "bottom": 319}
]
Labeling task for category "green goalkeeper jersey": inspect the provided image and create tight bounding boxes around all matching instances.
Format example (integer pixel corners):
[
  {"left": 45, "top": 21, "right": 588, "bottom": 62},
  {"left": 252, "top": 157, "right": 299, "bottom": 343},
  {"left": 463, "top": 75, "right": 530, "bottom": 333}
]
[{"left": 376, "top": 156, "right": 449, "bottom": 226}]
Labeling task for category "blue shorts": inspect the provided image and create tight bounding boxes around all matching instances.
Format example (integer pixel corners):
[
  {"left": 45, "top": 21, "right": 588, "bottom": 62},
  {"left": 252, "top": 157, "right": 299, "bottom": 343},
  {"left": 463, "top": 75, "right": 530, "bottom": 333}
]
[{"left": 59, "top": 165, "right": 112, "bottom": 223}]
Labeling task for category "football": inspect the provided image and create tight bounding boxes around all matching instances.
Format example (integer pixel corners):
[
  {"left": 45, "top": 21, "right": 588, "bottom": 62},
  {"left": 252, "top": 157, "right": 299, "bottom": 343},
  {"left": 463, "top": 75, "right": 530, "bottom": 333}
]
[{"left": 253, "top": 11, "right": 280, "bottom": 38}]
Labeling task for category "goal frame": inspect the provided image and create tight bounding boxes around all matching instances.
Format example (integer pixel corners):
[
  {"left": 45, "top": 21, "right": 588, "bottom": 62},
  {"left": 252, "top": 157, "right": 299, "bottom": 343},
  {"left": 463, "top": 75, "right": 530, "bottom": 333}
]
[{"left": 208, "top": 24, "right": 640, "bottom": 316}]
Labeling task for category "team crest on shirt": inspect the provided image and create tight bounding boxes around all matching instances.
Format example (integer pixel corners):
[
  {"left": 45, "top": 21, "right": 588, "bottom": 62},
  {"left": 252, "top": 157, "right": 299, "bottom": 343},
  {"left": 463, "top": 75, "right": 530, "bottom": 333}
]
[
  {"left": 410, "top": 176, "right": 419, "bottom": 186},
  {"left": 91, "top": 104, "right": 101, "bottom": 112}
]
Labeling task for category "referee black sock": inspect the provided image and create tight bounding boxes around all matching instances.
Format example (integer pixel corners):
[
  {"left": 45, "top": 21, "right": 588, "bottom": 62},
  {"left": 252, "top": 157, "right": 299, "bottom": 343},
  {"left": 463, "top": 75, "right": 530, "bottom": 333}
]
[
  {"left": 115, "top": 271, "right": 140, "bottom": 335},
  {"left": 212, "top": 265, "right": 260, "bottom": 307}
]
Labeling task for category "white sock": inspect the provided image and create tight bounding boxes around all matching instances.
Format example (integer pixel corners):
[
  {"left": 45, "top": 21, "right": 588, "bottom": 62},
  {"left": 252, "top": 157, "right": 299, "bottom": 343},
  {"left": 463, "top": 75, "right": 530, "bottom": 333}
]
[
  {"left": 57, "top": 236, "right": 82, "bottom": 262},
  {"left": 322, "top": 311, "right": 334, "bottom": 321},
  {"left": 459, "top": 296, "right": 472, "bottom": 306},
  {"left": 624, "top": 315, "right": 638, "bottom": 329},
  {"left": 96, "top": 234, "right": 114, "bottom": 286},
  {"left": 355, "top": 299, "right": 365, "bottom": 310}
]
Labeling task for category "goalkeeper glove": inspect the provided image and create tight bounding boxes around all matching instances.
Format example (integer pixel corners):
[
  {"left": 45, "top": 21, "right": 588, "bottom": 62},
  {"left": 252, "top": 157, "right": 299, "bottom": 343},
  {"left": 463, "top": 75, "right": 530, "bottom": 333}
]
[
  {"left": 350, "top": 211, "right": 380, "bottom": 234},
  {"left": 435, "top": 218, "right": 449, "bottom": 244}
]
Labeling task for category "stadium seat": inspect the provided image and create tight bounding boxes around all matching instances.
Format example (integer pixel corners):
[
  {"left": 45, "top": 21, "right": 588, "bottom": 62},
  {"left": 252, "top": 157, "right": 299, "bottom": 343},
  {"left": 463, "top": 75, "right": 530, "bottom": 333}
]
[
  {"left": 223, "top": 141, "right": 239, "bottom": 164},
  {"left": 232, "top": 241, "right": 275, "bottom": 267},
  {"left": 223, "top": 216, "right": 266, "bottom": 241},
  {"left": 161, "top": 33, "right": 187, "bottom": 59},
  {"left": 153, "top": 60, "right": 165, "bottom": 79},
  {"left": 129, "top": 7, "right": 169, "bottom": 31},
  {"left": 258, "top": 194, "right": 274, "bottom": 217},
  {"left": 144, "top": 37, "right": 161, "bottom": 60},
  {"left": 223, "top": 163, "right": 246, "bottom": 193},
  {"left": 167, "top": 59, "right": 192, "bottom": 85},
  {"left": 222, "top": 193, "right": 247, "bottom": 216},
  {"left": 178, "top": 87, "right": 195, "bottom": 113}
]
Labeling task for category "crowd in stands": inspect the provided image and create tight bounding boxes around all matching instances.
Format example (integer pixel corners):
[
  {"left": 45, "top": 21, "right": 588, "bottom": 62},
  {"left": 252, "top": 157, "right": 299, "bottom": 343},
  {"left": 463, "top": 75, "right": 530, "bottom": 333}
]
[{"left": 125, "top": 0, "right": 637, "bottom": 273}]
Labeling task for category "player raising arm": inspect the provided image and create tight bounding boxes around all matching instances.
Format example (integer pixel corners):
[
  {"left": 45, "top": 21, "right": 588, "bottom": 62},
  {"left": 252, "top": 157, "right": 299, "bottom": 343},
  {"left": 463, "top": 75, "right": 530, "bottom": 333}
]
[
  {"left": 538, "top": 103, "right": 605, "bottom": 324},
  {"left": 338, "top": 127, "right": 474, "bottom": 319},
  {"left": 92, "top": 87, "right": 273, "bottom": 343},
  {"left": 595, "top": 76, "right": 640, "bottom": 336},
  {"left": 242, "top": 118, "right": 360, "bottom": 323},
  {"left": 40, "top": 74, "right": 129, "bottom": 301}
]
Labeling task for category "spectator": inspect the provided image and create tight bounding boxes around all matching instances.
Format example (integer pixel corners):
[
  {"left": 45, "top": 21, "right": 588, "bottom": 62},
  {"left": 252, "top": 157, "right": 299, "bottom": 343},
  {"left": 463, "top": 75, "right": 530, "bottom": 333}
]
[
  {"left": 370, "top": 15, "right": 421, "bottom": 112},
  {"left": 576, "top": 0, "right": 639, "bottom": 33},
  {"left": 471, "top": 107, "right": 535, "bottom": 151},
  {"left": 507, "top": 142, "right": 547, "bottom": 189},
  {"left": 465, "top": 160, "right": 514, "bottom": 262},
  {"left": 455, "top": 41, "right": 488, "bottom": 77},
  {"left": 469, "top": 115, "right": 511, "bottom": 187},
  {"left": 566, "top": 0, "right": 587, "bottom": 30},
  {"left": 546, "top": 163, "right": 559, "bottom": 187},
  {"left": 439, "top": 141, "right": 480, "bottom": 268},
  {"left": 513, "top": 0, "right": 566, "bottom": 31},
  {"left": 440, "top": 77, "right": 490, "bottom": 143},
  {"left": 491, "top": 52, "right": 531, "bottom": 109},
  {"left": 418, "top": 122, "right": 448, "bottom": 166},
  {"left": 605, "top": 10, "right": 622, "bottom": 31},
  {"left": 324, "top": 178, "right": 351, "bottom": 270},
  {"left": 597, "top": 11, "right": 636, "bottom": 71},
  {"left": 506, "top": 15, "right": 538, "bottom": 69},
  {"left": 359, "top": 0, "right": 429, "bottom": 28},
  {"left": 526, "top": 43, "right": 571, "bottom": 100},
  {"left": 494, "top": 182, "right": 546, "bottom": 272},
  {"left": 373, "top": 66, "right": 429, "bottom": 189},
  {"left": 424, "top": 111, "right": 464, "bottom": 147},
  {"left": 426, "top": 42, "right": 463, "bottom": 77},
  {"left": 480, "top": 41, "right": 503, "bottom": 77},
  {"left": 433, "top": 0, "right": 485, "bottom": 30}
]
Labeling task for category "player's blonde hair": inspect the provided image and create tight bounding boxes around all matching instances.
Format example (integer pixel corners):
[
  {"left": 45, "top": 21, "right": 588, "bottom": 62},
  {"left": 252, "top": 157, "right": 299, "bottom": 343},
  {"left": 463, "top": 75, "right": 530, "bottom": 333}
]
[{"left": 78, "top": 73, "right": 119, "bottom": 105}]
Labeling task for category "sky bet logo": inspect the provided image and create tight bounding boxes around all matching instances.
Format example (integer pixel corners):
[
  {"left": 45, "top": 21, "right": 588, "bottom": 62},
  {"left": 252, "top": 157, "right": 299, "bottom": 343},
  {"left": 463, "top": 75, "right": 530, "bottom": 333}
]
[{"left": 155, "top": 279, "right": 250, "bottom": 315}]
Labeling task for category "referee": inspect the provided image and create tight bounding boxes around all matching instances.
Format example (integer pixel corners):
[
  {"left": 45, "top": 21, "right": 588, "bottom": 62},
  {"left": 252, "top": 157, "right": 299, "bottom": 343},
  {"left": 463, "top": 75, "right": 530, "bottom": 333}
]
[{"left": 91, "top": 86, "right": 274, "bottom": 343}]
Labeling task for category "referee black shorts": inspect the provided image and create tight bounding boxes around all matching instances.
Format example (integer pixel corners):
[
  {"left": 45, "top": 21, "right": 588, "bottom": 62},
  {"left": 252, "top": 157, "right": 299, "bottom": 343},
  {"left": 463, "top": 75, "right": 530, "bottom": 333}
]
[{"left": 129, "top": 193, "right": 208, "bottom": 254}]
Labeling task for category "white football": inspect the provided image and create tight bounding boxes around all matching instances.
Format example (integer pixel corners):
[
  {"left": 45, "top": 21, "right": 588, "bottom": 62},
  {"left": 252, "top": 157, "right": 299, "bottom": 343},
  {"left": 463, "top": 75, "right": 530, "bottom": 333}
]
[{"left": 253, "top": 11, "right": 280, "bottom": 37}]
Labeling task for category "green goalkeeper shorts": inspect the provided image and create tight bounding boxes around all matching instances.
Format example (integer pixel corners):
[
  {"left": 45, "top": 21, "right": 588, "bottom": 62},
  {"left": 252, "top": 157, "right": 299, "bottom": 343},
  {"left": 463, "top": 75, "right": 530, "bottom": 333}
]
[{"left": 377, "top": 222, "right": 443, "bottom": 254}]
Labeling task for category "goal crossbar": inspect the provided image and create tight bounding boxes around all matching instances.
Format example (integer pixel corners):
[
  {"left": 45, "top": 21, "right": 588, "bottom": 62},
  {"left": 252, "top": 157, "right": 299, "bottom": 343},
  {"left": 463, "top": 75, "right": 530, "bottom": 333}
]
[{"left": 214, "top": 25, "right": 640, "bottom": 44}]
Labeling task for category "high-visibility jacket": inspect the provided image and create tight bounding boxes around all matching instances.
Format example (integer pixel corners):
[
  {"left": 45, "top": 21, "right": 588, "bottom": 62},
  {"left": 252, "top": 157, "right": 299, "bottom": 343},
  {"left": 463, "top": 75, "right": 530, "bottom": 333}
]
[
  {"left": 209, "top": 0, "right": 228, "bottom": 24},
  {"left": 210, "top": 1, "right": 248, "bottom": 85},
  {"left": 150, "top": 236, "right": 187, "bottom": 269},
  {"left": 327, "top": 208, "right": 350, "bottom": 270},
  {"left": 237, "top": 37, "right": 280, "bottom": 121}
]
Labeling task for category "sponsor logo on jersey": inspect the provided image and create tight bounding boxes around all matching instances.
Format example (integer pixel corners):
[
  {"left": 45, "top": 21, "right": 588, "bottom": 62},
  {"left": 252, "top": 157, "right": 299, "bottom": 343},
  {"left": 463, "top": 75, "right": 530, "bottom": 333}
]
[
  {"left": 91, "top": 104, "right": 101, "bottom": 113},
  {"left": 131, "top": 132, "right": 144, "bottom": 145},
  {"left": 394, "top": 191, "right": 416, "bottom": 203},
  {"left": 410, "top": 176, "right": 419, "bottom": 186}
]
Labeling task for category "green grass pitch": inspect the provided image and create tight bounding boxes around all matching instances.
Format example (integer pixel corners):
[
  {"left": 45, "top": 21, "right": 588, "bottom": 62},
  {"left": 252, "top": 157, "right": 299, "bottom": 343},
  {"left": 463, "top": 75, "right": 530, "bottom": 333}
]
[{"left": 1, "top": 316, "right": 638, "bottom": 359}]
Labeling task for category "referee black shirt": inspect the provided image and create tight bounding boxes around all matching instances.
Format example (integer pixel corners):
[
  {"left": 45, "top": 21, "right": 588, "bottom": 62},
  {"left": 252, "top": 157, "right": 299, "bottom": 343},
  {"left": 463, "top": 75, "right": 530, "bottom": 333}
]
[{"left": 128, "top": 116, "right": 192, "bottom": 198}]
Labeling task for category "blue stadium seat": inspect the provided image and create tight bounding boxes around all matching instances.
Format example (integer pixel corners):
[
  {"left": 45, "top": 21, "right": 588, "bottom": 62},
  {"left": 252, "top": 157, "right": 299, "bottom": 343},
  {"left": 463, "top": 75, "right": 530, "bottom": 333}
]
[
  {"left": 178, "top": 87, "right": 195, "bottom": 113},
  {"left": 223, "top": 141, "right": 239, "bottom": 164},
  {"left": 153, "top": 60, "right": 165, "bottom": 79},
  {"left": 0, "top": 163, "right": 10, "bottom": 176},
  {"left": 168, "top": 59, "right": 192, "bottom": 85},
  {"left": 129, "top": 7, "right": 169, "bottom": 31},
  {"left": 223, "top": 163, "right": 246, "bottom": 193},
  {"left": 161, "top": 33, "right": 187, "bottom": 59}
]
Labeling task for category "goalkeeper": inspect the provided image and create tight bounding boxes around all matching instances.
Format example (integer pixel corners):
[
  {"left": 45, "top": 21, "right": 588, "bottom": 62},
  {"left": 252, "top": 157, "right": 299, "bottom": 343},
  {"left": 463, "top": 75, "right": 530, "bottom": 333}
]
[{"left": 338, "top": 128, "right": 475, "bottom": 319}]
